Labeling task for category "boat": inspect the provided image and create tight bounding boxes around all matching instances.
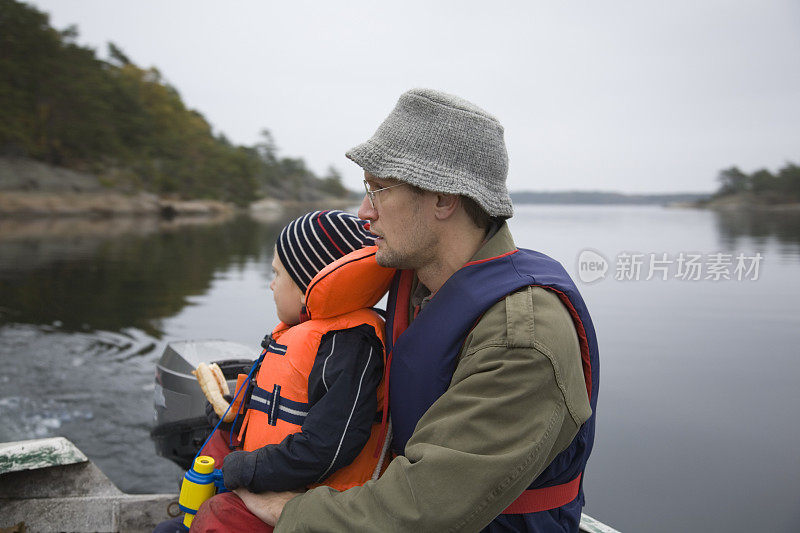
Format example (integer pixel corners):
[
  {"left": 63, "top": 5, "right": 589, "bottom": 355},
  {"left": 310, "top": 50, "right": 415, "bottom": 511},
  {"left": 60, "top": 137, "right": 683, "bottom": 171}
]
[
  {"left": 0, "top": 436, "right": 176, "bottom": 532},
  {"left": 0, "top": 340, "right": 620, "bottom": 532}
]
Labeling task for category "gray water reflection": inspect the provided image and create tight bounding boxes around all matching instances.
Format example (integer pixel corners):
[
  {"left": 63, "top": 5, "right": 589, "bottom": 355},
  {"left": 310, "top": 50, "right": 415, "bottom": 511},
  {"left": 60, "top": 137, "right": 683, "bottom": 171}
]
[
  {"left": 0, "top": 214, "right": 286, "bottom": 334},
  {"left": 0, "top": 212, "right": 296, "bottom": 493},
  {"left": 713, "top": 208, "right": 800, "bottom": 257},
  {"left": 508, "top": 205, "right": 800, "bottom": 533}
]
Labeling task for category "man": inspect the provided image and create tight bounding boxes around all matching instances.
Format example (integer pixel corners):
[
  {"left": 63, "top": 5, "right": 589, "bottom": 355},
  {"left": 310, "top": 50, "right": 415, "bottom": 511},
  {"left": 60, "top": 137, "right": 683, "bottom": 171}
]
[{"left": 237, "top": 88, "right": 599, "bottom": 532}]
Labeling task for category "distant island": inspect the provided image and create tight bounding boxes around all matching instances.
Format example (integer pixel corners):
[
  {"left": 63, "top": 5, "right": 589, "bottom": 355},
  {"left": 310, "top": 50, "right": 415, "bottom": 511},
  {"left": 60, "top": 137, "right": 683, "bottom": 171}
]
[
  {"left": 696, "top": 164, "right": 800, "bottom": 210},
  {"left": 510, "top": 162, "right": 800, "bottom": 210},
  {"left": 509, "top": 191, "right": 709, "bottom": 205}
]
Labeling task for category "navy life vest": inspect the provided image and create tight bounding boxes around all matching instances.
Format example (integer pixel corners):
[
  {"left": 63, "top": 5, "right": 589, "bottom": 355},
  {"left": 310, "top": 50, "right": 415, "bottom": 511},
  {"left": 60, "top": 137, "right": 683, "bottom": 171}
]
[{"left": 385, "top": 248, "right": 599, "bottom": 532}]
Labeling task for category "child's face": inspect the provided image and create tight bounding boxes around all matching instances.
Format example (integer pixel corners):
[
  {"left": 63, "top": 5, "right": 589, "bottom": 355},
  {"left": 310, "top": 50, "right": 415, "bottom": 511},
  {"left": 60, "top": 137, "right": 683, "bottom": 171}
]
[{"left": 270, "top": 250, "right": 305, "bottom": 325}]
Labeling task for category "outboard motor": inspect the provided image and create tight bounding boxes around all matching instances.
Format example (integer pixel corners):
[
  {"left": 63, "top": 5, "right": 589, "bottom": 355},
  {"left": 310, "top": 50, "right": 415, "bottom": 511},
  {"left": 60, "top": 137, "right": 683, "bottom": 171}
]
[{"left": 151, "top": 340, "right": 256, "bottom": 469}]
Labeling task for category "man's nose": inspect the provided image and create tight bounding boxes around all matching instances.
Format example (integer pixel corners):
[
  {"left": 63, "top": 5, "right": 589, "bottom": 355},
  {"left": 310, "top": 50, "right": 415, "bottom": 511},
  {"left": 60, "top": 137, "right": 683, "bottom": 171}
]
[{"left": 357, "top": 194, "right": 376, "bottom": 221}]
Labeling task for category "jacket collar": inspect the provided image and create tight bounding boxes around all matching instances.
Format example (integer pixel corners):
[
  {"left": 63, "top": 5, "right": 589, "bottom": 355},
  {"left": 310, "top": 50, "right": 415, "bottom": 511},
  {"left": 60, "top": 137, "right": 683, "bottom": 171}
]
[{"left": 411, "top": 222, "right": 517, "bottom": 310}]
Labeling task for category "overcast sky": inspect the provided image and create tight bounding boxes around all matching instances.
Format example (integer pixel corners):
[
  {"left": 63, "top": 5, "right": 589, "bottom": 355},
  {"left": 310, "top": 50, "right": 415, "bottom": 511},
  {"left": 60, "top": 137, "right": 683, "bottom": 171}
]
[{"left": 27, "top": 0, "right": 800, "bottom": 193}]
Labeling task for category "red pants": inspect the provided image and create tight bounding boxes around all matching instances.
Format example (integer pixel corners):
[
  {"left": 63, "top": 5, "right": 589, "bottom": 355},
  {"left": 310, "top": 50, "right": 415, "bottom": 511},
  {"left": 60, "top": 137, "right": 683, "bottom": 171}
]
[
  {"left": 190, "top": 431, "right": 273, "bottom": 532},
  {"left": 191, "top": 492, "right": 274, "bottom": 532}
]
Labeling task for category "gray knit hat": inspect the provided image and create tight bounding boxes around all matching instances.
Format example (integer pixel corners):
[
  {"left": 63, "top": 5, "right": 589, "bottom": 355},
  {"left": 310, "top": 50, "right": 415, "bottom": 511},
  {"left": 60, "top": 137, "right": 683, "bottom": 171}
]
[{"left": 346, "top": 88, "right": 513, "bottom": 218}]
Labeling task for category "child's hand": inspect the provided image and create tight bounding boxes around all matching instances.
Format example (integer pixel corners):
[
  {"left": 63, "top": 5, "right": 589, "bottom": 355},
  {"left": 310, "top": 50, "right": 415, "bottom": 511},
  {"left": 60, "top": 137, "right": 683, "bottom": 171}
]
[
  {"left": 221, "top": 450, "right": 256, "bottom": 490},
  {"left": 205, "top": 394, "right": 234, "bottom": 430}
]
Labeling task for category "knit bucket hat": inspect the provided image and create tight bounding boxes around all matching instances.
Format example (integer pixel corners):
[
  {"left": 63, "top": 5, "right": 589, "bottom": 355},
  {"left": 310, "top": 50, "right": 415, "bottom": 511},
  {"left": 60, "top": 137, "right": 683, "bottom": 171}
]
[
  {"left": 276, "top": 210, "right": 375, "bottom": 293},
  {"left": 346, "top": 88, "right": 513, "bottom": 218}
]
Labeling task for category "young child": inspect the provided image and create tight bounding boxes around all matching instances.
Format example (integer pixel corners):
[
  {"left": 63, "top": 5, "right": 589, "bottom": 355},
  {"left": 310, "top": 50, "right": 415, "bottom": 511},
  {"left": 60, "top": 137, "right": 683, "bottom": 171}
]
[{"left": 190, "top": 210, "right": 393, "bottom": 531}]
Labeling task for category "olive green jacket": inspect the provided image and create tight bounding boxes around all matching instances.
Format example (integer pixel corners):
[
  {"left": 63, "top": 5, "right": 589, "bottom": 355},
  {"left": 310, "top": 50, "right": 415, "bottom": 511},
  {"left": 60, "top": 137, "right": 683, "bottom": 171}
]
[{"left": 276, "top": 223, "right": 592, "bottom": 532}]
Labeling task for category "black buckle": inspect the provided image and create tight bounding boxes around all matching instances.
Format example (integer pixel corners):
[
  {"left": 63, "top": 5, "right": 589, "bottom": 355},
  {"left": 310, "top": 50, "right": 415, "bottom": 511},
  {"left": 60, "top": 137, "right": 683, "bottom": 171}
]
[
  {"left": 260, "top": 333, "right": 273, "bottom": 350},
  {"left": 268, "top": 384, "right": 281, "bottom": 426}
]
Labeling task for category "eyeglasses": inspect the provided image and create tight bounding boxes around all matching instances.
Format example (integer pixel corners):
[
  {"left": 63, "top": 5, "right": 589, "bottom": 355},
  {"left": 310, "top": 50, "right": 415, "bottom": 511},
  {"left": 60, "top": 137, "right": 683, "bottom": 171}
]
[{"left": 363, "top": 179, "right": 406, "bottom": 208}]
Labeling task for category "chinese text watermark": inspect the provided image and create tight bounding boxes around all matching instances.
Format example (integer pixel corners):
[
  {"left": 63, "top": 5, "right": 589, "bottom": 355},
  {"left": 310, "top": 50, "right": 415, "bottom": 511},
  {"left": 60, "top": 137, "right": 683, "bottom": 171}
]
[{"left": 576, "top": 250, "right": 763, "bottom": 283}]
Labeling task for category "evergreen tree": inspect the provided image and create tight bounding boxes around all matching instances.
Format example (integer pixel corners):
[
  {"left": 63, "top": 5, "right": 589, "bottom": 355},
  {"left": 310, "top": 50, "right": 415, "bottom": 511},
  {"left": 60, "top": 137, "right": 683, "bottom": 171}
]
[{"left": 0, "top": 0, "right": 351, "bottom": 206}]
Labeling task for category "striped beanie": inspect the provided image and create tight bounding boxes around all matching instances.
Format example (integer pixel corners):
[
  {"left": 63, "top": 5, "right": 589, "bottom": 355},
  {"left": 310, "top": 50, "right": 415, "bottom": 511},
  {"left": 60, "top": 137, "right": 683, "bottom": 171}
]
[{"left": 276, "top": 210, "right": 375, "bottom": 293}]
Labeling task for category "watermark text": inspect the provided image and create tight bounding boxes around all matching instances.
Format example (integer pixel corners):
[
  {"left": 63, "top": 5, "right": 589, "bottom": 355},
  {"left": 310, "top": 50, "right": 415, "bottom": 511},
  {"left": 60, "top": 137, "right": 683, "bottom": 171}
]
[{"left": 576, "top": 250, "right": 763, "bottom": 283}]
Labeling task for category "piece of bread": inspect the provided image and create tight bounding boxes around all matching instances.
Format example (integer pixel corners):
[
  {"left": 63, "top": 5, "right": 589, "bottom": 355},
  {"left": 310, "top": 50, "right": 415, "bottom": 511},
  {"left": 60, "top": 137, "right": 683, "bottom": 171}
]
[
  {"left": 209, "top": 363, "right": 230, "bottom": 396},
  {"left": 193, "top": 362, "right": 235, "bottom": 422}
]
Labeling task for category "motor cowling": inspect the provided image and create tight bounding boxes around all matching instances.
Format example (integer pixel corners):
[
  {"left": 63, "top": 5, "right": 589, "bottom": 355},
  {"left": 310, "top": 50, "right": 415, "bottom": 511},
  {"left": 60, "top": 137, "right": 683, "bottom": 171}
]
[{"left": 151, "top": 340, "right": 256, "bottom": 469}]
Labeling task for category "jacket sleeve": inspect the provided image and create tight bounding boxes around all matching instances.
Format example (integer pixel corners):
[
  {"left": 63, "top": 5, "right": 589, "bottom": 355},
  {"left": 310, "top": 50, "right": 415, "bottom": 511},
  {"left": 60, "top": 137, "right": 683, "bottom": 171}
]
[
  {"left": 275, "top": 287, "right": 592, "bottom": 532},
  {"left": 222, "top": 324, "right": 383, "bottom": 492}
]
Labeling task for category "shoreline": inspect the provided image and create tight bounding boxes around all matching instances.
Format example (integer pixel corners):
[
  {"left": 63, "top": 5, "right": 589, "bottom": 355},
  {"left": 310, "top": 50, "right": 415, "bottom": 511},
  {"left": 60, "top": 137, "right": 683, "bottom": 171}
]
[
  {"left": 0, "top": 156, "right": 357, "bottom": 220},
  {"left": 690, "top": 192, "right": 800, "bottom": 213},
  {"left": 0, "top": 190, "right": 236, "bottom": 219},
  {"left": 0, "top": 191, "right": 358, "bottom": 221}
]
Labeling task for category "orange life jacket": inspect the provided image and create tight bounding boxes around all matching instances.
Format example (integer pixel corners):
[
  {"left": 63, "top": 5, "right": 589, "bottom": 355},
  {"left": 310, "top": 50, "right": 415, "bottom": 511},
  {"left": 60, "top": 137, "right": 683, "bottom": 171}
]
[{"left": 238, "top": 245, "right": 394, "bottom": 491}]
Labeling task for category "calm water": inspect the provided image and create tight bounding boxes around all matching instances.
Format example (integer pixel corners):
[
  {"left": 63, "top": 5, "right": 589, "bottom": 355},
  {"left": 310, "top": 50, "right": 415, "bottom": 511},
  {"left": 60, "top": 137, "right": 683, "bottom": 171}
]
[{"left": 1, "top": 205, "right": 799, "bottom": 532}]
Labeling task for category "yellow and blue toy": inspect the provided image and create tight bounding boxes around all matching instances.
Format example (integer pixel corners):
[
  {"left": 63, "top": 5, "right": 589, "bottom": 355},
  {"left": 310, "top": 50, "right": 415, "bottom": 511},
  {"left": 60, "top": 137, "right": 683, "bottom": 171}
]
[{"left": 178, "top": 455, "right": 219, "bottom": 529}]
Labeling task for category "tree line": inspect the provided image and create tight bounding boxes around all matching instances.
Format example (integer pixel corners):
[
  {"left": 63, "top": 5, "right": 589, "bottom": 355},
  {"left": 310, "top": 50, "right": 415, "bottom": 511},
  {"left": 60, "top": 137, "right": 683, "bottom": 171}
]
[
  {"left": 0, "top": 0, "right": 349, "bottom": 206},
  {"left": 715, "top": 162, "right": 800, "bottom": 203}
]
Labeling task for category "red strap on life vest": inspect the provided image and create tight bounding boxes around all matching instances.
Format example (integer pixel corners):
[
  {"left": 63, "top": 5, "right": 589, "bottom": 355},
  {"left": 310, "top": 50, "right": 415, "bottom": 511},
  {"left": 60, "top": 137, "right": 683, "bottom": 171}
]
[
  {"left": 502, "top": 473, "right": 581, "bottom": 514},
  {"left": 373, "top": 270, "right": 413, "bottom": 457}
]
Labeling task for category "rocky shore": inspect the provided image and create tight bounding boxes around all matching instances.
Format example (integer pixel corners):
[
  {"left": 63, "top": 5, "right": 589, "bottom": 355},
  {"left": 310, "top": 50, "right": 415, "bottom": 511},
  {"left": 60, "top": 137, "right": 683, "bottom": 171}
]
[
  {"left": 694, "top": 192, "right": 800, "bottom": 212},
  {"left": 0, "top": 156, "right": 238, "bottom": 218},
  {"left": 0, "top": 157, "right": 357, "bottom": 220}
]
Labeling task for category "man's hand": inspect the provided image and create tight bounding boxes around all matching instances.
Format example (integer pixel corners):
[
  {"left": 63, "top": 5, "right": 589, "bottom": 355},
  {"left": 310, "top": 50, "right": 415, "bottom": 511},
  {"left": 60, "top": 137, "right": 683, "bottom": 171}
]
[{"left": 234, "top": 488, "right": 302, "bottom": 526}]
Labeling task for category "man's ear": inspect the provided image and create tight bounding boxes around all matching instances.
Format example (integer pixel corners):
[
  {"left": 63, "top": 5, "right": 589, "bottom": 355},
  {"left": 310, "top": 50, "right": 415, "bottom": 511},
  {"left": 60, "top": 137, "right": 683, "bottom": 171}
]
[{"left": 433, "top": 193, "right": 459, "bottom": 220}]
